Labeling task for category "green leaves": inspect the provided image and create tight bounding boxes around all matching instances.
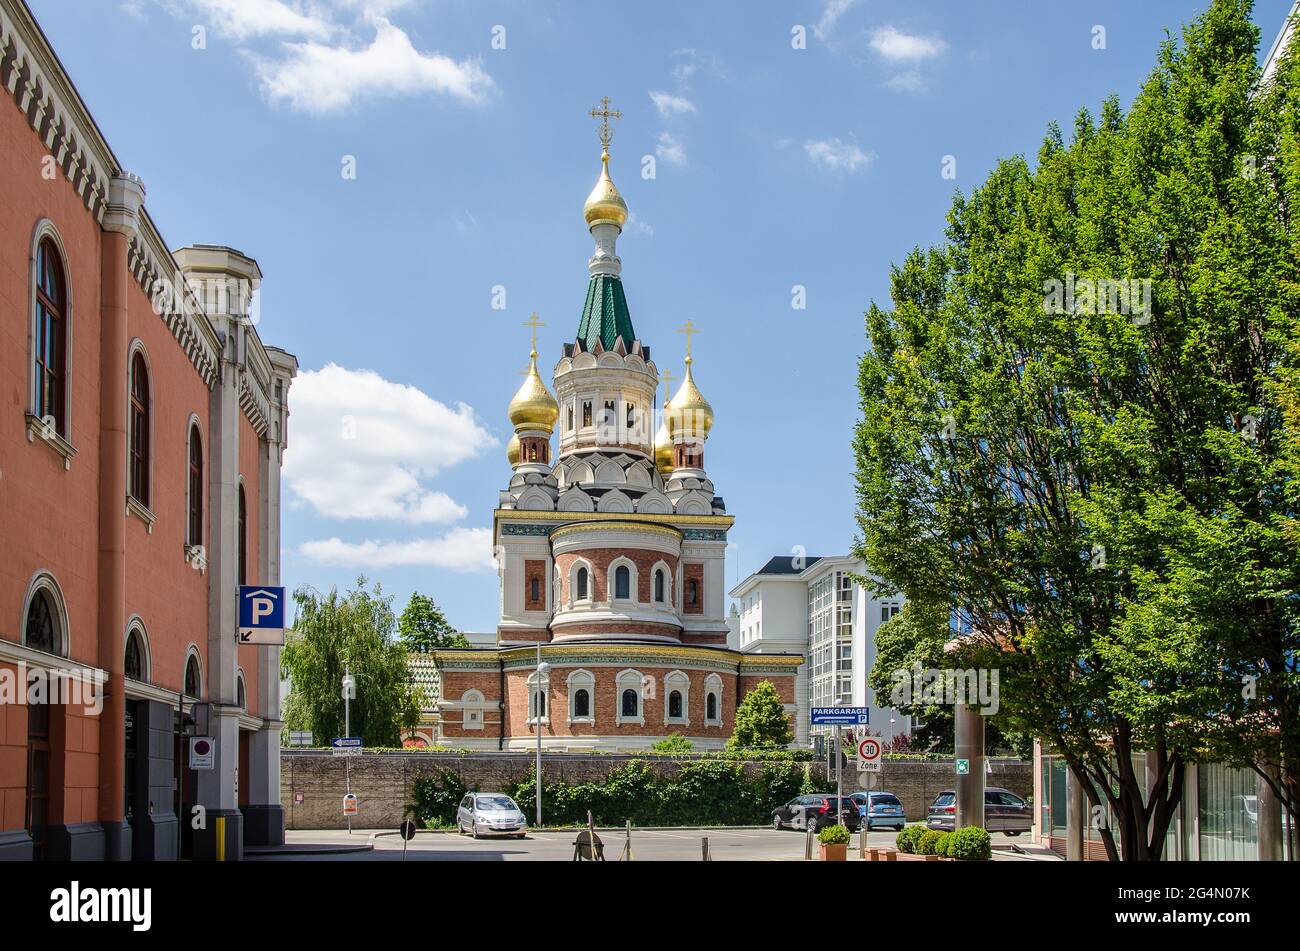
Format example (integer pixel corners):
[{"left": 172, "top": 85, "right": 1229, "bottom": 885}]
[
  {"left": 727, "top": 680, "right": 794, "bottom": 750},
  {"left": 397, "top": 592, "right": 469, "bottom": 653}
]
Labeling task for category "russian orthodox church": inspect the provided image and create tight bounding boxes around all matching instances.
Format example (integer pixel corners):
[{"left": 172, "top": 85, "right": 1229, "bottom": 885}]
[{"left": 430, "top": 102, "right": 802, "bottom": 751}]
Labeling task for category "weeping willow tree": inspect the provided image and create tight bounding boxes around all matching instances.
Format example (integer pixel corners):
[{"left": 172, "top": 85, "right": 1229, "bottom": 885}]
[{"left": 854, "top": 0, "right": 1300, "bottom": 860}]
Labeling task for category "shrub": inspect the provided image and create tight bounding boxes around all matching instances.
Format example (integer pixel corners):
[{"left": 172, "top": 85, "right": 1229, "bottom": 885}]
[
  {"left": 917, "top": 829, "right": 944, "bottom": 855},
  {"left": 651, "top": 733, "right": 694, "bottom": 754},
  {"left": 934, "top": 831, "right": 952, "bottom": 857},
  {"left": 818, "top": 823, "right": 852, "bottom": 845},
  {"left": 410, "top": 768, "right": 467, "bottom": 826},
  {"left": 895, "top": 825, "right": 925, "bottom": 853},
  {"left": 947, "top": 826, "right": 993, "bottom": 861}
]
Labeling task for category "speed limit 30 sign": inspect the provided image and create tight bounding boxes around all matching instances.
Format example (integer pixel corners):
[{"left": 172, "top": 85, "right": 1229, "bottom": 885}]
[{"left": 857, "top": 737, "right": 883, "bottom": 772}]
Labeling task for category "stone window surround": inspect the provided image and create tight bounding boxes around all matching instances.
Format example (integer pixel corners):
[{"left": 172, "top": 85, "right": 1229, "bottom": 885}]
[
  {"left": 567, "top": 668, "right": 596, "bottom": 724},
  {"left": 704, "top": 673, "right": 724, "bottom": 727},
  {"left": 663, "top": 669, "right": 690, "bottom": 726},
  {"left": 616, "top": 668, "right": 646, "bottom": 725}
]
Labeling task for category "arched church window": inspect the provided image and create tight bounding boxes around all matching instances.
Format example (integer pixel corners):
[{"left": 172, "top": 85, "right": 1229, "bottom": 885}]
[
  {"left": 687, "top": 579, "right": 699, "bottom": 607},
  {"left": 573, "top": 689, "right": 590, "bottom": 719},
  {"left": 129, "top": 352, "right": 150, "bottom": 505},
  {"left": 577, "top": 567, "right": 589, "bottom": 600},
  {"left": 668, "top": 690, "right": 683, "bottom": 719},
  {"left": 24, "top": 589, "right": 59, "bottom": 655},
  {"left": 621, "top": 688, "right": 638, "bottom": 718},
  {"left": 614, "top": 565, "right": 631, "bottom": 600},
  {"left": 184, "top": 654, "right": 202, "bottom": 699},
  {"left": 125, "top": 627, "right": 145, "bottom": 681},
  {"left": 34, "top": 236, "right": 68, "bottom": 436},
  {"left": 654, "top": 569, "right": 665, "bottom": 603},
  {"left": 582, "top": 401, "right": 592, "bottom": 427},
  {"left": 706, "top": 692, "right": 718, "bottom": 722}
]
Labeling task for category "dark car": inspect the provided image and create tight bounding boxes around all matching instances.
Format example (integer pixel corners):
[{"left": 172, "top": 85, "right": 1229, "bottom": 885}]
[
  {"left": 849, "top": 791, "right": 907, "bottom": 831},
  {"left": 926, "top": 787, "right": 1031, "bottom": 835},
  {"left": 771, "top": 794, "right": 862, "bottom": 833}
]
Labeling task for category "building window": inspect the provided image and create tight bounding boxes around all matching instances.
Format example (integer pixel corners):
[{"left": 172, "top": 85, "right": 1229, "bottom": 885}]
[
  {"left": 626, "top": 402, "right": 635, "bottom": 428},
  {"left": 187, "top": 424, "right": 203, "bottom": 547},
  {"left": 530, "top": 576, "right": 540, "bottom": 603},
  {"left": 614, "top": 565, "right": 631, "bottom": 600},
  {"left": 881, "top": 603, "right": 902, "bottom": 624},
  {"left": 124, "top": 627, "right": 146, "bottom": 681},
  {"left": 654, "top": 569, "right": 665, "bottom": 603},
  {"left": 24, "top": 588, "right": 60, "bottom": 655},
  {"left": 576, "top": 566, "right": 589, "bottom": 600},
  {"left": 236, "top": 674, "right": 247, "bottom": 709},
  {"left": 706, "top": 692, "right": 718, "bottom": 722},
  {"left": 687, "top": 579, "right": 699, "bottom": 607},
  {"left": 129, "top": 352, "right": 150, "bottom": 505},
  {"left": 621, "top": 689, "right": 638, "bottom": 718},
  {"left": 617, "top": 670, "right": 645, "bottom": 723},
  {"left": 567, "top": 405, "right": 574, "bottom": 431},
  {"left": 668, "top": 691, "right": 683, "bottom": 719},
  {"left": 238, "top": 484, "right": 248, "bottom": 585},
  {"left": 582, "top": 401, "right": 593, "bottom": 427},
  {"left": 573, "top": 689, "right": 590, "bottom": 719},
  {"left": 34, "top": 237, "right": 67, "bottom": 436},
  {"left": 184, "top": 654, "right": 202, "bottom": 699},
  {"left": 664, "top": 670, "right": 690, "bottom": 724}
]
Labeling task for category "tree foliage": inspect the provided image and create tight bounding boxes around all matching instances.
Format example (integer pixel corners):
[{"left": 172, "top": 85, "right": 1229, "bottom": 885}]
[
  {"left": 853, "top": 0, "right": 1300, "bottom": 860},
  {"left": 727, "top": 680, "right": 794, "bottom": 750},
  {"left": 397, "top": 592, "right": 469, "bottom": 653},
  {"left": 281, "top": 577, "right": 420, "bottom": 747}
]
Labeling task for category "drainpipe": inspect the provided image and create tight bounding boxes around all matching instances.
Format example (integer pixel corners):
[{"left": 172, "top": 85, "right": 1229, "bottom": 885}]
[{"left": 498, "top": 657, "right": 505, "bottom": 751}]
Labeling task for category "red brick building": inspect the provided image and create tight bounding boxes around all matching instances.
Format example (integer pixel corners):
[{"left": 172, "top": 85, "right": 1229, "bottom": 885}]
[
  {"left": 0, "top": 0, "right": 296, "bottom": 860},
  {"left": 429, "top": 113, "right": 803, "bottom": 750}
]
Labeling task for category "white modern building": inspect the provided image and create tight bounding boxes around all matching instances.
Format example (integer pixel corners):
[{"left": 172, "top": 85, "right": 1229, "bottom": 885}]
[{"left": 729, "top": 555, "right": 912, "bottom": 747}]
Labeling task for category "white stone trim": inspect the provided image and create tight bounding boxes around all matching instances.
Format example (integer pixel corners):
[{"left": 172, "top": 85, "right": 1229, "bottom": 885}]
[
  {"left": 501, "top": 735, "right": 729, "bottom": 753},
  {"left": 704, "top": 672, "right": 724, "bottom": 727},
  {"left": 124, "top": 614, "right": 151, "bottom": 682},
  {"left": 616, "top": 668, "right": 646, "bottom": 725},
  {"left": 608, "top": 555, "right": 638, "bottom": 604},
  {"left": 663, "top": 669, "right": 690, "bottom": 725},
  {"left": 566, "top": 668, "right": 596, "bottom": 724}
]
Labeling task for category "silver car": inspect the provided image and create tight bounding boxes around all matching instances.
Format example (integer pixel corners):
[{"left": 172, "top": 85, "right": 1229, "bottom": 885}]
[{"left": 456, "top": 793, "right": 528, "bottom": 839}]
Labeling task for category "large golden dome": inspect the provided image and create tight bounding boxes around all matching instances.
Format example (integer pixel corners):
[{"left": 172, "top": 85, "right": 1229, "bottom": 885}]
[
  {"left": 666, "top": 357, "right": 713, "bottom": 439},
  {"left": 653, "top": 405, "right": 674, "bottom": 475},
  {"left": 583, "top": 150, "right": 628, "bottom": 228},
  {"left": 508, "top": 350, "right": 559, "bottom": 433}
]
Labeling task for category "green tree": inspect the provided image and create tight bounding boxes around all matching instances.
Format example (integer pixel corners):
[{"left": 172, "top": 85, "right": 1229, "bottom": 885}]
[
  {"left": 397, "top": 592, "right": 469, "bottom": 653},
  {"left": 727, "top": 680, "right": 794, "bottom": 750},
  {"left": 853, "top": 0, "right": 1300, "bottom": 860},
  {"left": 281, "top": 577, "right": 420, "bottom": 747},
  {"left": 651, "top": 733, "right": 694, "bottom": 753}
]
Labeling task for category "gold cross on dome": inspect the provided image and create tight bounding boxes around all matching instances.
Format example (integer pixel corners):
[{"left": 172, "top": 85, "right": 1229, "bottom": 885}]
[
  {"left": 523, "top": 312, "right": 546, "bottom": 353},
  {"left": 589, "top": 96, "right": 622, "bottom": 151},
  {"left": 675, "top": 319, "right": 701, "bottom": 359},
  {"left": 659, "top": 367, "right": 677, "bottom": 404}
]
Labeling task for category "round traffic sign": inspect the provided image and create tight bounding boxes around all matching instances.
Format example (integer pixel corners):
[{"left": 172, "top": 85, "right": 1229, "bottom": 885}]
[
  {"left": 193, "top": 739, "right": 212, "bottom": 756},
  {"left": 857, "top": 737, "right": 882, "bottom": 762},
  {"left": 399, "top": 819, "right": 417, "bottom": 841}
]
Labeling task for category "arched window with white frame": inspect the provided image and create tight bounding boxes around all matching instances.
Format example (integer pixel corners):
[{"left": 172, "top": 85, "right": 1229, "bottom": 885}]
[
  {"left": 461, "top": 689, "right": 486, "bottom": 730},
  {"left": 527, "top": 670, "right": 550, "bottom": 722},
  {"left": 567, "top": 669, "right": 595, "bottom": 723},
  {"left": 124, "top": 620, "right": 150, "bottom": 682},
  {"left": 664, "top": 670, "right": 690, "bottom": 725},
  {"left": 21, "top": 573, "right": 69, "bottom": 658},
  {"left": 617, "top": 669, "right": 645, "bottom": 725},
  {"left": 31, "top": 227, "right": 70, "bottom": 439},
  {"left": 704, "top": 673, "right": 724, "bottom": 727},
  {"left": 610, "top": 557, "right": 637, "bottom": 603}
]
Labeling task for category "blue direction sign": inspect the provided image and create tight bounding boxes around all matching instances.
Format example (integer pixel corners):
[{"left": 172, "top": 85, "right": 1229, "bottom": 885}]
[
  {"left": 332, "top": 737, "right": 363, "bottom": 757},
  {"left": 239, "top": 586, "right": 286, "bottom": 645},
  {"left": 811, "top": 706, "right": 871, "bottom": 725}
]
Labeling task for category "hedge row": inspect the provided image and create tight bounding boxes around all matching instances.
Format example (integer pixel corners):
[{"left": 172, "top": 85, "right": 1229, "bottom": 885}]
[{"left": 895, "top": 824, "right": 992, "bottom": 860}]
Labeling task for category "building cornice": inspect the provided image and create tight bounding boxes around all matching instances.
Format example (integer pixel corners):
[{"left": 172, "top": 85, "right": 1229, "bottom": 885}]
[{"left": 495, "top": 508, "right": 734, "bottom": 539}]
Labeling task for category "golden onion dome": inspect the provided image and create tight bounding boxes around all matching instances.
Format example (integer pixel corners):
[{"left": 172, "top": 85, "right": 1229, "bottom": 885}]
[
  {"left": 583, "top": 150, "right": 628, "bottom": 228},
  {"left": 667, "top": 356, "right": 713, "bottom": 440},
  {"left": 508, "top": 350, "right": 559, "bottom": 433},
  {"left": 506, "top": 432, "right": 521, "bottom": 466},
  {"left": 653, "top": 405, "right": 675, "bottom": 475}
]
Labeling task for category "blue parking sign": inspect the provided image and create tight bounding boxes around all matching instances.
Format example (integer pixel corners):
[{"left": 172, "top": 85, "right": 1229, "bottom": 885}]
[{"left": 239, "top": 585, "right": 286, "bottom": 644}]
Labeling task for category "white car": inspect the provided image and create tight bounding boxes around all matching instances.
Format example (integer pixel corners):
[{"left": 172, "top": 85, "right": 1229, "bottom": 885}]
[{"left": 456, "top": 793, "right": 528, "bottom": 839}]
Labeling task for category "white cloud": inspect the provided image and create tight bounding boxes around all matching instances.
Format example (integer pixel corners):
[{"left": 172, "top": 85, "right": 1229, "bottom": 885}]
[
  {"left": 869, "top": 26, "right": 947, "bottom": 62},
  {"left": 649, "top": 90, "right": 696, "bottom": 118},
  {"left": 814, "top": 0, "right": 860, "bottom": 42},
  {"left": 884, "top": 70, "right": 927, "bottom": 94},
  {"left": 656, "top": 132, "right": 687, "bottom": 167},
  {"left": 253, "top": 17, "right": 493, "bottom": 114},
  {"left": 804, "top": 138, "right": 874, "bottom": 174},
  {"left": 625, "top": 212, "right": 653, "bottom": 237},
  {"left": 282, "top": 364, "right": 494, "bottom": 523},
  {"left": 299, "top": 528, "right": 495, "bottom": 571},
  {"left": 175, "top": 0, "right": 334, "bottom": 40}
]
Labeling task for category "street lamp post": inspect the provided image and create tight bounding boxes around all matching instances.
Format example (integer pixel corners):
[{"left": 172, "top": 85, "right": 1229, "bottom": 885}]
[{"left": 535, "top": 646, "right": 550, "bottom": 828}]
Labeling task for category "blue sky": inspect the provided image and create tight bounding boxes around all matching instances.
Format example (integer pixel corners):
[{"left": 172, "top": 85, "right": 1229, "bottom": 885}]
[{"left": 27, "top": 0, "right": 1295, "bottom": 632}]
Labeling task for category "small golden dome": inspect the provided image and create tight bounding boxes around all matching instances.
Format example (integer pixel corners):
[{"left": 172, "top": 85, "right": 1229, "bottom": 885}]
[
  {"left": 667, "top": 357, "right": 713, "bottom": 440},
  {"left": 583, "top": 150, "right": 628, "bottom": 228},
  {"left": 508, "top": 350, "right": 559, "bottom": 433},
  {"left": 506, "top": 432, "right": 521, "bottom": 465},
  {"left": 653, "top": 405, "right": 674, "bottom": 475}
]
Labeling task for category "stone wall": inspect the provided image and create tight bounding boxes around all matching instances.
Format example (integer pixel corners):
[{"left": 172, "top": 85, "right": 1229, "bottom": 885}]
[{"left": 280, "top": 750, "right": 1032, "bottom": 829}]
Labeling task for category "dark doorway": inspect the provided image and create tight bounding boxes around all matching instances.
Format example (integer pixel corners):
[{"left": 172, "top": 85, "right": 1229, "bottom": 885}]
[{"left": 26, "top": 703, "right": 50, "bottom": 861}]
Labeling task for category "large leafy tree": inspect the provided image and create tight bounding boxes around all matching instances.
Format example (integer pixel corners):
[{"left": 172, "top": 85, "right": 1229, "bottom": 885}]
[
  {"left": 853, "top": 0, "right": 1300, "bottom": 860},
  {"left": 397, "top": 593, "right": 469, "bottom": 652},
  {"left": 728, "top": 680, "right": 794, "bottom": 750},
  {"left": 282, "top": 577, "right": 420, "bottom": 747}
]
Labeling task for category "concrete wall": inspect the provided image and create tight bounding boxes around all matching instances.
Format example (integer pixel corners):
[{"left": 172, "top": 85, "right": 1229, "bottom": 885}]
[{"left": 280, "top": 751, "right": 1031, "bottom": 829}]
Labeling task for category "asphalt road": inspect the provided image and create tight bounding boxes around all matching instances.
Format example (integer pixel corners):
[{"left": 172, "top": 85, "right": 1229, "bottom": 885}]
[{"left": 249, "top": 827, "right": 1055, "bottom": 861}]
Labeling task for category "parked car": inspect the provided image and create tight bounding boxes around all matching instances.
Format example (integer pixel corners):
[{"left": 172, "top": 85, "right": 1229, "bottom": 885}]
[
  {"left": 456, "top": 793, "right": 528, "bottom": 838},
  {"left": 771, "top": 794, "right": 861, "bottom": 833},
  {"left": 849, "top": 791, "right": 907, "bottom": 831},
  {"left": 926, "top": 787, "right": 1031, "bottom": 835}
]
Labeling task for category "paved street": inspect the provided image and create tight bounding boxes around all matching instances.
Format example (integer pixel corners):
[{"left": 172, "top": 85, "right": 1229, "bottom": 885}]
[{"left": 250, "top": 827, "right": 1059, "bottom": 861}]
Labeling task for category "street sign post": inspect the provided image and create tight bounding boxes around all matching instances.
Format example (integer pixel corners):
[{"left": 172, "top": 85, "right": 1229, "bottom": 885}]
[
  {"left": 331, "top": 737, "right": 363, "bottom": 756},
  {"left": 856, "top": 736, "right": 883, "bottom": 773},
  {"left": 189, "top": 736, "right": 215, "bottom": 770},
  {"left": 811, "top": 706, "right": 870, "bottom": 726},
  {"left": 238, "top": 585, "right": 286, "bottom": 645}
]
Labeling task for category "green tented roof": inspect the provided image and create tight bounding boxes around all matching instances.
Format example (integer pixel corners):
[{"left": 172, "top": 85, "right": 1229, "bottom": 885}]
[{"left": 576, "top": 274, "right": 636, "bottom": 352}]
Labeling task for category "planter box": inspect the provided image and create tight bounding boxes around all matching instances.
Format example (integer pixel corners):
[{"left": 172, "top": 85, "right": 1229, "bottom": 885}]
[{"left": 820, "top": 842, "right": 848, "bottom": 862}]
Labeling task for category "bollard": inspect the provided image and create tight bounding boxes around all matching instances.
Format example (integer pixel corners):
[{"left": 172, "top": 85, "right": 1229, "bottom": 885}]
[
  {"left": 805, "top": 822, "right": 814, "bottom": 860},
  {"left": 620, "top": 819, "right": 633, "bottom": 861},
  {"left": 860, "top": 823, "right": 867, "bottom": 859},
  {"left": 702, "top": 836, "right": 710, "bottom": 861}
]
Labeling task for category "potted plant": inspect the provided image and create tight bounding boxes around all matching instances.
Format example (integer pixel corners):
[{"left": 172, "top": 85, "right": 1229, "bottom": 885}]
[{"left": 817, "top": 823, "right": 851, "bottom": 861}]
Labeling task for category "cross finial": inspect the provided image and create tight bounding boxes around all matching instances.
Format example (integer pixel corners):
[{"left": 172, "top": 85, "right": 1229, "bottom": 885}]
[
  {"left": 659, "top": 367, "right": 677, "bottom": 404},
  {"left": 523, "top": 312, "right": 546, "bottom": 354},
  {"left": 589, "top": 96, "right": 622, "bottom": 152},
  {"left": 675, "top": 319, "right": 701, "bottom": 360}
]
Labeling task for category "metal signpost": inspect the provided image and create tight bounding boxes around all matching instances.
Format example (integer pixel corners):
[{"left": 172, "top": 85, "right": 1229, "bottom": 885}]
[{"left": 810, "top": 708, "right": 870, "bottom": 839}]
